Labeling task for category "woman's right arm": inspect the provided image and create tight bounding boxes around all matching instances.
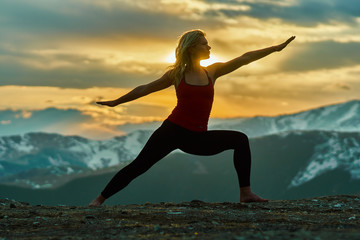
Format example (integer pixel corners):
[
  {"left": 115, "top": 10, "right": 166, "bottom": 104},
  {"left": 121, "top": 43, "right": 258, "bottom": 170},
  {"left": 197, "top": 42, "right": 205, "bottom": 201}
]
[
  {"left": 97, "top": 71, "right": 173, "bottom": 107},
  {"left": 208, "top": 36, "right": 295, "bottom": 80}
]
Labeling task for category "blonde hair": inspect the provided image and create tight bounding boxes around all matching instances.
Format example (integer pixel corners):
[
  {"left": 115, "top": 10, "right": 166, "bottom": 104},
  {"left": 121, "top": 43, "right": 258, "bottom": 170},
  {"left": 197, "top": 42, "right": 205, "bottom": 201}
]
[{"left": 169, "top": 29, "right": 206, "bottom": 86}]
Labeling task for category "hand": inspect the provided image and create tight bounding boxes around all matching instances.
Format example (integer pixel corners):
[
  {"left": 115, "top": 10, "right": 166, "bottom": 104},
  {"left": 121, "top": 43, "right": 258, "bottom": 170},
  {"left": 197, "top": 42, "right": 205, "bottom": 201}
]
[
  {"left": 275, "top": 36, "right": 296, "bottom": 52},
  {"left": 96, "top": 100, "right": 117, "bottom": 107}
]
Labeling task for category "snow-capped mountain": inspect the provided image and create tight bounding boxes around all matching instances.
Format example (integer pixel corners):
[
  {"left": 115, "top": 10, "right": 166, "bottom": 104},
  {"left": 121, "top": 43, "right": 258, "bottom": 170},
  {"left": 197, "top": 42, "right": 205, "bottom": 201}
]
[
  {"left": 2, "top": 130, "right": 359, "bottom": 205},
  {"left": 210, "top": 100, "right": 360, "bottom": 137},
  {"left": 1, "top": 100, "right": 360, "bottom": 190},
  {"left": 287, "top": 131, "right": 360, "bottom": 188},
  {"left": 0, "top": 131, "right": 152, "bottom": 188}
]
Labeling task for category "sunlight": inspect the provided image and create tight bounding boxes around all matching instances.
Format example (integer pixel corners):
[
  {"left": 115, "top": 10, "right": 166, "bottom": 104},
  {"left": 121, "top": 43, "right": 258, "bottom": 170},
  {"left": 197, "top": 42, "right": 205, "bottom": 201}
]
[
  {"left": 164, "top": 52, "right": 222, "bottom": 66},
  {"left": 164, "top": 52, "right": 176, "bottom": 64},
  {"left": 200, "top": 55, "right": 222, "bottom": 67}
]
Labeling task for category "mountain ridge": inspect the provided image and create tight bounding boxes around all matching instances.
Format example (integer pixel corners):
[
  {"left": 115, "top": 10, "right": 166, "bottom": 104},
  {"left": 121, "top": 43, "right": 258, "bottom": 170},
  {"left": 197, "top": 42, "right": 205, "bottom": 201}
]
[
  {"left": 209, "top": 99, "right": 360, "bottom": 137},
  {"left": 1, "top": 130, "right": 359, "bottom": 205},
  {"left": 1, "top": 99, "right": 360, "bottom": 139},
  {"left": 1, "top": 100, "right": 360, "bottom": 202}
]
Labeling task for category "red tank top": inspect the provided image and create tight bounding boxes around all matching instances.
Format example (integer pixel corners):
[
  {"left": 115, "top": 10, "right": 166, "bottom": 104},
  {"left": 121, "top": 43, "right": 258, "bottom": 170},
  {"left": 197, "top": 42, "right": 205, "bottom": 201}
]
[{"left": 167, "top": 70, "right": 214, "bottom": 132}]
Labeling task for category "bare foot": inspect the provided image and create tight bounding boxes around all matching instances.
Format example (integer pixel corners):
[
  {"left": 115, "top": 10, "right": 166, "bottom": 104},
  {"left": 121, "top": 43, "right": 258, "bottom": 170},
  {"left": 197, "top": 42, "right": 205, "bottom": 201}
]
[
  {"left": 240, "top": 186, "right": 269, "bottom": 203},
  {"left": 240, "top": 193, "right": 269, "bottom": 203},
  {"left": 89, "top": 195, "right": 106, "bottom": 206}
]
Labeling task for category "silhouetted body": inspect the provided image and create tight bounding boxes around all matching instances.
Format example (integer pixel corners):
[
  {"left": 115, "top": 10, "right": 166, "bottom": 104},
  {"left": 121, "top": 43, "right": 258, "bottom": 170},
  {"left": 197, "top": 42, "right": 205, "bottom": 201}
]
[
  {"left": 89, "top": 30, "right": 295, "bottom": 206},
  {"left": 101, "top": 74, "right": 250, "bottom": 199}
]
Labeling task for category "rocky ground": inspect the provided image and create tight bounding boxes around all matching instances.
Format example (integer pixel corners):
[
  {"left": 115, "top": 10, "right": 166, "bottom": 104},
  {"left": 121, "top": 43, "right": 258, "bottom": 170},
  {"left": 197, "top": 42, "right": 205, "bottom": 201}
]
[{"left": 1, "top": 195, "right": 359, "bottom": 239}]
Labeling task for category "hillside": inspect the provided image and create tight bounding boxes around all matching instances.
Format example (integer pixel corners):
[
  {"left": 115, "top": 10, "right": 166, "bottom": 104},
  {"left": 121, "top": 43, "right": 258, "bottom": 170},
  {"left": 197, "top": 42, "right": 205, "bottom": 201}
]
[
  {"left": 1, "top": 100, "right": 360, "bottom": 205},
  {"left": 2, "top": 100, "right": 360, "bottom": 191},
  {"left": 1, "top": 131, "right": 360, "bottom": 206},
  {"left": 1, "top": 195, "right": 359, "bottom": 239}
]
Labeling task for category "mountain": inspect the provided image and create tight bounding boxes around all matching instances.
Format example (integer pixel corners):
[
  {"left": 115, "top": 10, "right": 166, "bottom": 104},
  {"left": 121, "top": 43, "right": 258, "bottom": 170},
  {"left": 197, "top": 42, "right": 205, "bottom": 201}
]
[
  {"left": 209, "top": 99, "right": 360, "bottom": 137},
  {"left": 1, "top": 130, "right": 359, "bottom": 205},
  {"left": 1, "top": 100, "right": 360, "bottom": 139},
  {"left": 0, "top": 131, "right": 152, "bottom": 188},
  {"left": 250, "top": 130, "right": 360, "bottom": 199},
  {"left": 1, "top": 99, "right": 360, "bottom": 202}
]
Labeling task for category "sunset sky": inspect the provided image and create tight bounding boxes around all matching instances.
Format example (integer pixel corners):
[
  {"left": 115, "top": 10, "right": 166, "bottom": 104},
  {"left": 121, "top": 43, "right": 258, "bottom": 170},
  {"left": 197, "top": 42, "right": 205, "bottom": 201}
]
[{"left": 1, "top": 0, "right": 360, "bottom": 139}]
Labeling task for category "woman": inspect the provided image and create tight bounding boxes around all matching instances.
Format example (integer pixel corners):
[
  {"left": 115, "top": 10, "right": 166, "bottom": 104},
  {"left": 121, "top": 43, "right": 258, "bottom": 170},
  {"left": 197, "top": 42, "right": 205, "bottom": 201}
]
[{"left": 90, "top": 30, "right": 295, "bottom": 206}]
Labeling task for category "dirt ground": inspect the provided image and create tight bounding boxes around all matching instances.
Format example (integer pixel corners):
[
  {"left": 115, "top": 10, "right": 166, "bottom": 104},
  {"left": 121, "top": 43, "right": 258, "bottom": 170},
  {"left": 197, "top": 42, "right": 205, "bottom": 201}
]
[{"left": 1, "top": 195, "right": 359, "bottom": 239}]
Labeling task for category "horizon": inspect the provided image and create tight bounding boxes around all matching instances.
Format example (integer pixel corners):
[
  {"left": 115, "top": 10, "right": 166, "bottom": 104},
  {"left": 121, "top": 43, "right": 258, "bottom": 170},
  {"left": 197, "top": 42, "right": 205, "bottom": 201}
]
[
  {"left": 1, "top": 0, "right": 360, "bottom": 139},
  {"left": 1, "top": 98, "right": 359, "bottom": 140}
]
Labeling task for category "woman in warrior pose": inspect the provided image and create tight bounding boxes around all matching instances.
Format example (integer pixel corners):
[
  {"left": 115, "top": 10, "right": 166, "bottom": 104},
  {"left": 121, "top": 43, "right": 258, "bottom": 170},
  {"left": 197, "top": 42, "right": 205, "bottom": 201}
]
[{"left": 90, "top": 30, "right": 295, "bottom": 206}]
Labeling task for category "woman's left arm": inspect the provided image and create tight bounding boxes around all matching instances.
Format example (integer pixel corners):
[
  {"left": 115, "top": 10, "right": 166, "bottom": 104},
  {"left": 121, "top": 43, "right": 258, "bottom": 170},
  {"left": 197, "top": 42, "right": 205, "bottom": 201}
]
[{"left": 209, "top": 36, "right": 295, "bottom": 80}]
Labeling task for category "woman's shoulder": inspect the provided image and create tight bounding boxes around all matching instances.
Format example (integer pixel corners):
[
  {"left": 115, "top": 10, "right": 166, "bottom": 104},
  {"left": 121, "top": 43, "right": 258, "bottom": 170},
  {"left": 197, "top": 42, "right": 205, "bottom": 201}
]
[{"left": 203, "top": 65, "right": 219, "bottom": 82}]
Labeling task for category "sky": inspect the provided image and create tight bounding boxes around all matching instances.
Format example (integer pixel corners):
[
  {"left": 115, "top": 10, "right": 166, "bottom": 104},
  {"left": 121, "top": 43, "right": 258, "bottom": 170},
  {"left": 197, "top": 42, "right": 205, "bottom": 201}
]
[{"left": 1, "top": 0, "right": 360, "bottom": 139}]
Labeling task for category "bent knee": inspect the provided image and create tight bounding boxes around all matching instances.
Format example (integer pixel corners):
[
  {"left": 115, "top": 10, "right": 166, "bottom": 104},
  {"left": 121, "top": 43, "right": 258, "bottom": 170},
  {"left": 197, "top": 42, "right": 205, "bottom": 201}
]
[{"left": 236, "top": 132, "right": 249, "bottom": 145}]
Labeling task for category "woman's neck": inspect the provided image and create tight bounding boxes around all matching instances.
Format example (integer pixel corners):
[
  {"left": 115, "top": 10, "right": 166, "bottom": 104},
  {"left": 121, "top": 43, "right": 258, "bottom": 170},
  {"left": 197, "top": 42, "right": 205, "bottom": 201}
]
[{"left": 186, "top": 60, "right": 202, "bottom": 73}]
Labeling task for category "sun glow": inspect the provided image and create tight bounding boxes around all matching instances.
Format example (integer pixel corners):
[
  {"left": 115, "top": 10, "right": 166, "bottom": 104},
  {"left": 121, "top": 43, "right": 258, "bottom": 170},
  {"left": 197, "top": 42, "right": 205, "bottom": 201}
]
[
  {"left": 164, "top": 52, "right": 222, "bottom": 67},
  {"left": 164, "top": 52, "right": 176, "bottom": 64},
  {"left": 200, "top": 55, "right": 222, "bottom": 67}
]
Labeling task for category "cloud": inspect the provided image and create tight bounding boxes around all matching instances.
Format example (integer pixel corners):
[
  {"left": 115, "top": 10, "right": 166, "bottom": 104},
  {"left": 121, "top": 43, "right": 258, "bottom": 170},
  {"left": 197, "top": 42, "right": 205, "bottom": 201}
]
[
  {"left": 1, "top": 120, "right": 11, "bottom": 125},
  {"left": 0, "top": 85, "right": 176, "bottom": 138},
  {"left": 1, "top": 0, "right": 359, "bottom": 89},
  {"left": 324, "top": 82, "right": 352, "bottom": 91},
  {"left": 0, "top": 0, "right": 202, "bottom": 40},
  {"left": 204, "top": 0, "right": 360, "bottom": 27},
  {"left": 212, "top": 64, "right": 360, "bottom": 116},
  {"left": 0, "top": 108, "right": 90, "bottom": 136},
  {"left": 0, "top": 46, "right": 169, "bottom": 88},
  {"left": 1, "top": 0, "right": 360, "bottom": 137},
  {"left": 281, "top": 41, "right": 360, "bottom": 71},
  {"left": 1, "top": 62, "right": 360, "bottom": 139}
]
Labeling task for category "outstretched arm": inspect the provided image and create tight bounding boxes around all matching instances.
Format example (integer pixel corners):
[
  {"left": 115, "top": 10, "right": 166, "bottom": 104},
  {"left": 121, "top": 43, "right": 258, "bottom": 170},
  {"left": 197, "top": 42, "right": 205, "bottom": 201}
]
[
  {"left": 97, "top": 71, "right": 173, "bottom": 107},
  {"left": 210, "top": 36, "right": 295, "bottom": 80}
]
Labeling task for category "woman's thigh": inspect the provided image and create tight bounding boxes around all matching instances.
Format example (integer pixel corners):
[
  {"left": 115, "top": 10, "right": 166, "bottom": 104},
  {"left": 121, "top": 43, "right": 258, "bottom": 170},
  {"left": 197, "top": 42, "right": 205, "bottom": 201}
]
[
  {"left": 134, "top": 121, "right": 179, "bottom": 165},
  {"left": 179, "top": 130, "right": 248, "bottom": 156}
]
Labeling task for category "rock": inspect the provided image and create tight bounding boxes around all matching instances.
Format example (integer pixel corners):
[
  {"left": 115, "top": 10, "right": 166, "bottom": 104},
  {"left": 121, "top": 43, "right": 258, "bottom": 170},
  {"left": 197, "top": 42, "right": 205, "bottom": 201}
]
[
  {"left": 167, "top": 210, "right": 183, "bottom": 215},
  {"left": 154, "top": 224, "right": 161, "bottom": 232}
]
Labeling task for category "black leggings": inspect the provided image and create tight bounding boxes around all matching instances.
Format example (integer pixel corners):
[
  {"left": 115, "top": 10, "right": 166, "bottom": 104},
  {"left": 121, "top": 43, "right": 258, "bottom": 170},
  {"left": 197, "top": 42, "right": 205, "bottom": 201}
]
[{"left": 101, "top": 120, "right": 251, "bottom": 199}]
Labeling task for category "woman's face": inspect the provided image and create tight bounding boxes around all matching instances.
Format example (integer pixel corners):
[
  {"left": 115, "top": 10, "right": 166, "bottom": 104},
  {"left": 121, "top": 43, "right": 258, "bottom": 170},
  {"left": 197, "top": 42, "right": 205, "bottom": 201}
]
[{"left": 190, "top": 36, "right": 211, "bottom": 60}]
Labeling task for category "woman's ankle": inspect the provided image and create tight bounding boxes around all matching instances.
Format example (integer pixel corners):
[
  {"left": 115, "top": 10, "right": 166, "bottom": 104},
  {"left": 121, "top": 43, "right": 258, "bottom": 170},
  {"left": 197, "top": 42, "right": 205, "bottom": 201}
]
[
  {"left": 98, "top": 194, "right": 106, "bottom": 202},
  {"left": 240, "top": 186, "right": 252, "bottom": 194},
  {"left": 89, "top": 194, "right": 106, "bottom": 206}
]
